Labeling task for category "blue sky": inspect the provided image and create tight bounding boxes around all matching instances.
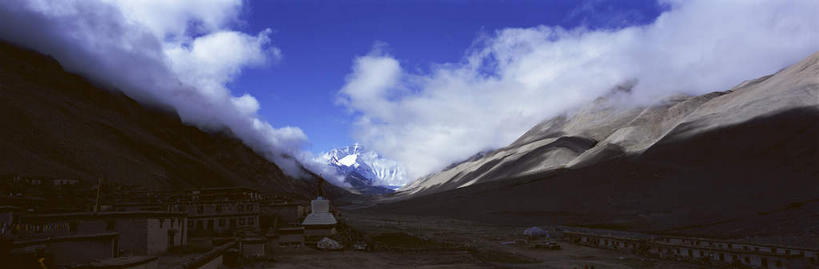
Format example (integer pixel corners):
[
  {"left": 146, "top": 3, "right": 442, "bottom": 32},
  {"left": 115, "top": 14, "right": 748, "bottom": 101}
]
[
  {"left": 8, "top": 0, "right": 814, "bottom": 184},
  {"left": 232, "top": 0, "right": 666, "bottom": 153}
]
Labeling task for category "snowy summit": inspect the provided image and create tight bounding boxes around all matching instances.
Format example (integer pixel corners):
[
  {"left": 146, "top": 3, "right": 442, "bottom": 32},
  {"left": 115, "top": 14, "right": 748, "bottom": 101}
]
[{"left": 320, "top": 144, "right": 407, "bottom": 191}]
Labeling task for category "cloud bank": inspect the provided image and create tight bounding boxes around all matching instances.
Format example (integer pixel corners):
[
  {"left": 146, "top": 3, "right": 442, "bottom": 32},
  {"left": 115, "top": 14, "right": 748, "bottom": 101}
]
[
  {"left": 0, "top": 0, "right": 344, "bottom": 184},
  {"left": 339, "top": 0, "right": 819, "bottom": 180}
]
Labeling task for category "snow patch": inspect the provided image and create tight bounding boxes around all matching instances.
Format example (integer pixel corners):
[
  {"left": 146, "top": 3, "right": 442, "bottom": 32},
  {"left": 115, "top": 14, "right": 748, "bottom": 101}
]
[{"left": 337, "top": 154, "right": 358, "bottom": 167}]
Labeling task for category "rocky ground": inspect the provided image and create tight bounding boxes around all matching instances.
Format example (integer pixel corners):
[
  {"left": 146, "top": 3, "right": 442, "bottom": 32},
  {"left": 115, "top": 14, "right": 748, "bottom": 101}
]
[{"left": 265, "top": 212, "right": 703, "bottom": 268}]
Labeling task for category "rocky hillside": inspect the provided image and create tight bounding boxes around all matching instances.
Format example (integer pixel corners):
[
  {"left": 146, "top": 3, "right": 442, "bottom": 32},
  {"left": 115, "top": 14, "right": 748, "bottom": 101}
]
[
  {"left": 371, "top": 52, "right": 819, "bottom": 238},
  {"left": 0, "top": 41, "right": 344, "bottom": 200},
  {"left": 400, "top": 51, "right": 819, "bottom": 197}
]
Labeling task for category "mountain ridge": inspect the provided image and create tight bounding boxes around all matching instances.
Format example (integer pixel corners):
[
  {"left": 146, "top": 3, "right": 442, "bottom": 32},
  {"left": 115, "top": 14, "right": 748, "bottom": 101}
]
[
  {"left": 0, "top": 40, "right": 349, "bottom": 200},
  {"left": 364, "top": 51, "right": 819, "bottom": 239},
  {"left": 398, "top": 51, "right": 819, "bottom": 197}
]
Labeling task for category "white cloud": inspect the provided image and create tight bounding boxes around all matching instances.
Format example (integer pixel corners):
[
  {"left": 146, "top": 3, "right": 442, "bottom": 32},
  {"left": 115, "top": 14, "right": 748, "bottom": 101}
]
[
  {"left": 339, "top": 0, "right": 819, "bottom": 180},
  {"left": 338, "top": 53, "right": 403, "bottom": 122},
  {"left": 0, "top": 0, "right": 326, "bottom": 180}
]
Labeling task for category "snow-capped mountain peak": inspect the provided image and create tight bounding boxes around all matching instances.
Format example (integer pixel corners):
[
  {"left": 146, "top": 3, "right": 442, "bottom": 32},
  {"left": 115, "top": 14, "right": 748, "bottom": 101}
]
[{"left": 319, "top": 144, "right": 407, "bottom": 191}]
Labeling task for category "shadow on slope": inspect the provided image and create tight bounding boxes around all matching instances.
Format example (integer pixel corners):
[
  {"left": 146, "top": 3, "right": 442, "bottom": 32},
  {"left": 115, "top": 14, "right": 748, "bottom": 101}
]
[
  {"left": 0, "top": 41, "right": 351, "bottom": 200},
  {"left": 361, "top": 107, "right": 819, "bottom": 238}
]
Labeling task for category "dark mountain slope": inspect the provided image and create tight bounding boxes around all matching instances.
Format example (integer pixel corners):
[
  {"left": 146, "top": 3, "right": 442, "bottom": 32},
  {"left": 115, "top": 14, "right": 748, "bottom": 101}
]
[
  {"left": 365, "top": 107, "right": 819, "bottom": 238},
  {"left": 0, "top": 41, "right": 341, "bottom": 199}
]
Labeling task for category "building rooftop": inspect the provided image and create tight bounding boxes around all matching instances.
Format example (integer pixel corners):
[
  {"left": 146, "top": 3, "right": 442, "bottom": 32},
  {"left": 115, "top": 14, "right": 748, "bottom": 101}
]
[
  {"left": 0, "top": 205, "right": 20, "bottom": 211},
  {"left": 84, "top": 256, "right": 158, "bottom": 267},
  {"left": 21, "top": 211, "right": 186, "bottom": 221},
  {"left": 13, "top": 232, "right": 119, "bottom": 246},
  {"left": 278, "top": 227, "right": 305, "bottom": 234}
]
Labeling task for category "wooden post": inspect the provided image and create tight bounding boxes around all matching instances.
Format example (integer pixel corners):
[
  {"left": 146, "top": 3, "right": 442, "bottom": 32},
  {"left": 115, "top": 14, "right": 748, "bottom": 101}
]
[{"left": 94, "top": 177, "right": 102, "bottom": 213}]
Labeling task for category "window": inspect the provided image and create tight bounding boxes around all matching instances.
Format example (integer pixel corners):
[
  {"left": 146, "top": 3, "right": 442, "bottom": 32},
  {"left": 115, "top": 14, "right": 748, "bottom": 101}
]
[
  {"left": 106, "top": 220, "right": 116, "bottom": 231},
  {"left": 197, "top": 205, "right": 203, "bottom": 214},
  {"left": 207, "top": 220, "right": 214, "bottom": 231},
  {"left": 219, "top": 218, "right": 225, "bottom": 227},
  {"left": 745, "top": 257, "right": 750, "bottom": 264},
  {"left": 248, "top": 217, "right": 254, "bottom": 225},
  {"left": 239, "top": 218, "right": 245, "bottom": 225}
]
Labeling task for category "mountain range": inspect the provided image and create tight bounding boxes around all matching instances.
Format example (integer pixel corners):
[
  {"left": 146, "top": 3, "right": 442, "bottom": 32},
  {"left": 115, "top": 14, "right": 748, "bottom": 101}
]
[
  {"left": 320, "top": 144, "right": 405, "bottom": 194},
  {"left": 3, "top": 34, "right": 817, "bottom": 241},
  {"left": 370, "top": 51, "right": 819, "bottom": 240}
]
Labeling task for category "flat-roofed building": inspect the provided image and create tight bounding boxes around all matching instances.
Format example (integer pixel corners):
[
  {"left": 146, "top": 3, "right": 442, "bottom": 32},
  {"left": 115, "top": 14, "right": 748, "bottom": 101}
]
[
  {"left": 564, "top": 230, "right": 818, "bottom": 268},
  {"left": 10, "top": 232, "right": 119, "bottom": 268},
  {"left": 0, "top": 205, "right": 19, "bottom": 234},
  {"left": 276, "top": 227, "right": 305, "bottom": 247},
  {"left": 261, "top": 201, "right": 307, "bottom": 228},
  {"left": 51, "top": 178, "right": 80, "bottom": 186},
  {"left": 240, "top": 237, "right": 267, "bottom": 258},
  {"left": 16, "top": 211, "right": 187, "bottom": 256},
  {"left": 169, "top": 187, "right": 261, "bottom": 236},
  {"left": 173, "top": 201, "right": 259, "bottom": 236}
]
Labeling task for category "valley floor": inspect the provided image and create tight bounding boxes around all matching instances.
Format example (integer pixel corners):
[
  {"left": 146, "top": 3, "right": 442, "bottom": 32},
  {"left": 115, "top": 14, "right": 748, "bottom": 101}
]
[{"left": 268, "top": 211, "right": 702, "bottom": 268}]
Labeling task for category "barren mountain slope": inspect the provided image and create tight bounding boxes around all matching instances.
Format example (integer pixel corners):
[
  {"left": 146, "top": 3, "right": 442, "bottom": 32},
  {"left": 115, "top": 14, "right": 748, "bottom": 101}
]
[
  {"left": 366, "top": 106, "right": 819, "bottom": 239},
  {"left": 399, "top": 52, "right": 819, "bottom": 198},
  {"left": 369, "top": 52, "right": 819, "bottom": 239}
]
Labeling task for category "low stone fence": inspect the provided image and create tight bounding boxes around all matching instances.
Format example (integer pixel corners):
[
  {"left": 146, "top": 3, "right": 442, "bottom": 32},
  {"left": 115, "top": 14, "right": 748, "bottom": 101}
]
[
  {"left": 172, "top": 240, "right": 237, "bottom": 269},
  {"left": 562, "top": 230, "right": 818, "bottom": 269}
]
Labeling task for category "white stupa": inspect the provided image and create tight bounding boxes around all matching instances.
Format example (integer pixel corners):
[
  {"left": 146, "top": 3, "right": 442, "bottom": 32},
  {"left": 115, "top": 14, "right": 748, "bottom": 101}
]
[
  {"left": 301, "top": 178, "right": 338, "bottom": 239},
  {"left": 301, "top": 197, "right": 337, "bottom": 226}
]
